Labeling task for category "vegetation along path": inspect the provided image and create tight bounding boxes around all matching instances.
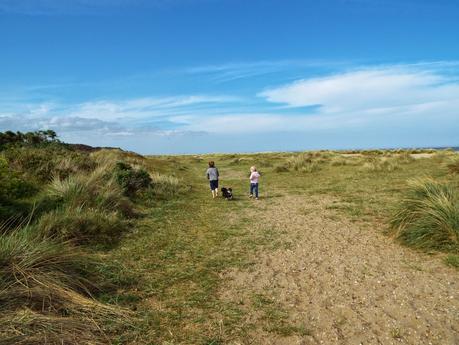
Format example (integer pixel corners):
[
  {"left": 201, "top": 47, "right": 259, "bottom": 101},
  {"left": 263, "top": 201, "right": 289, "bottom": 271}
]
[{"left": 113, "top": 152, "right": 459, "bottom": 345}]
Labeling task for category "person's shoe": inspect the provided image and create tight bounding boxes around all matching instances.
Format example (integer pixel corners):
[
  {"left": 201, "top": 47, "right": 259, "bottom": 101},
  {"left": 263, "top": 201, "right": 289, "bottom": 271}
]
[
  {"left": 249, "top": 194, "right": 253, "bottom": 198},
  {"left": 255, "top": 197, "right": 259, "bottom": 200}
]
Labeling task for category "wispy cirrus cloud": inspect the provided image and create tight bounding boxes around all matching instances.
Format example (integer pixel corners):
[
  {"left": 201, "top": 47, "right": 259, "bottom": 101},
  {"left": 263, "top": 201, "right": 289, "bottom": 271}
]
[{"left": 185, "top": 59, "right": 351, "bottom": 84}]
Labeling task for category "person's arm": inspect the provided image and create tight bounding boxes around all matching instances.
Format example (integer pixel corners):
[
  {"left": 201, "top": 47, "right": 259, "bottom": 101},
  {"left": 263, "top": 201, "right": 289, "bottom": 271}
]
[
  {"left": 206, "top": 169, "right": 209, "bottom": 180},
  {"left": 216, "top": 168, "right": 219, "bottom": 178}
]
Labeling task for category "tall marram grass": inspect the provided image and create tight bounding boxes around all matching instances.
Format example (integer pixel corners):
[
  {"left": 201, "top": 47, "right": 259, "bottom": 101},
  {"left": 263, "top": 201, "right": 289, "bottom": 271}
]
[
  {"left": 36, "top": 207, "right": 126, "bottom": 245},
  {"left": 286, "top": 154, "right": 321, "bottom": 173},
  {"left": 0, "top": 226, "right": 127, "bottom": 344},
  {"left": 47, "top": 170, "right": 134, "bottom": 217},
  {"left": 390, "top": 178, "right": 459, "bottom": 252},
  {"left": 148, "top": 172, "right": 186, "bottom": 199},
  {"left": 361, "top": 158, "right": 399, "bottom": 172},
  {"left": 448, "top": 160, "right": 459, "bottom": 174}
]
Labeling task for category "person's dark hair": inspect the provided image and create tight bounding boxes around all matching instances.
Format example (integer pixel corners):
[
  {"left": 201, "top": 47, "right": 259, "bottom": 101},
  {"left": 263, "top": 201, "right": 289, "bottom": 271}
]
[{"left": 208, "top": 161, "right": 215, "bottom": 168}]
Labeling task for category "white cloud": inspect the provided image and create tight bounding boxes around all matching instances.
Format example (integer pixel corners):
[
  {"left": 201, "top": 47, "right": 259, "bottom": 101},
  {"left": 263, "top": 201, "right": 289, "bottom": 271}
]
[
  {"left": 0, "top": 94, "right": 239, "bottom": 136},
  {"left": 2, "top": 63, "right": 459, "bottom": 143},
  {"left": 259, "top": 65, "right": 459, "bottom": 115}
]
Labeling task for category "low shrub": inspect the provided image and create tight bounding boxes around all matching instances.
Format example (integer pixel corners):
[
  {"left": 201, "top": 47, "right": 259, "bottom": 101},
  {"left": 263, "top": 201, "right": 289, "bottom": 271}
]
[
  {"left": 114, "top": 162, "right": 152, "bottom": 196},
  {"left": 0, "top": 156, "right": 38, "bottom": 199},
  {"left": 36, "top": 207, "right": 126, "bottom": 245},
  {"left": 0, "top": 156, "right": 38, "bottom": 224},
  {"left": 287, "top": 154, "right": 321, "bottom": 172},
  {"left": 390, "top": 178, "right": 459, "bottom": 252}
]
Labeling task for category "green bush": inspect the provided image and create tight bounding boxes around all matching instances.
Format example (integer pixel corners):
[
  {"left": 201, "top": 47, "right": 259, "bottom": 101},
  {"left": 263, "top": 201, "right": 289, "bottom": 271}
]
[
  {"left": 390, "top": 178, "right": 459, "bottom": 252},
  {"left": 0, "top": 157, "right": 38, "bottom": 224},
  {"left": 114, "top": 161, "right": 152, "bottom": 196},
  {"left": 0, "top": 156, "right": 37, "bottom": 199}
]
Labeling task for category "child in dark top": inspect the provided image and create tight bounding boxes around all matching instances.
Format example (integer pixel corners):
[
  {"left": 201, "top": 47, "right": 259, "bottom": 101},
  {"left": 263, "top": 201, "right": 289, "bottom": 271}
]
[{"left": 206, "top": 161, "right": 219, "bottom": 199}]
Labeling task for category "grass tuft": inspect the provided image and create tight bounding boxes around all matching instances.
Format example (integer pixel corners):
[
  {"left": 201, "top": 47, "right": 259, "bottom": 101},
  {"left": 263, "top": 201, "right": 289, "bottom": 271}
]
[
  {"left": 447, "top": 160, "right": 459, "bottom": 174},
  {"left": 390, "top": 178, "right": 459, "bottom": 252},
  {"left": 361, "top": 158, "right": 399, "bottom": 172},
  {"left": 0, "top": 226, "right": 129, "bottom": 344},
  {"left": 287, "top": 154, "right": 321, "bottom": 173},
  {"left": 273, "top": 164, "right": 289, "bottom": 173},
  {"left": 148, "top": 172, "right": 186, "bottom": 199},
  {"left": 36, "top": 207, "right": 126, "bottom": 246},
  {"left": 444, "top": 254, "right": 459, "bottom": 269}
]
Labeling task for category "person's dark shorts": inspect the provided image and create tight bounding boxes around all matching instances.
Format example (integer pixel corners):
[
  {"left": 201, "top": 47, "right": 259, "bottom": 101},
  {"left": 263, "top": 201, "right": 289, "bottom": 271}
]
[{"left": 209, "top": 180, "right": 219, "bottom": 190}]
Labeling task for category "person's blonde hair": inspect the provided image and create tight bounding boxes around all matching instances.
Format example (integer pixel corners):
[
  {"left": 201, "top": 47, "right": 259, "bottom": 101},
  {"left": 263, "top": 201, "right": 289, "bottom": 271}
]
[{"left": 250, "top": 166, "right": 257, "bottom": 172}]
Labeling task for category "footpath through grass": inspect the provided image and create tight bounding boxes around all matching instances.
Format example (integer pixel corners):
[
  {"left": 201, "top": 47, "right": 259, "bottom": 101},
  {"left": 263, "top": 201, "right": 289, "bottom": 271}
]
[
  {"left": 108, "top": 151, "right": 459, "bottom": 344},
  {"left": 110, "top": 157, "right": 263, "bottom": 344}
]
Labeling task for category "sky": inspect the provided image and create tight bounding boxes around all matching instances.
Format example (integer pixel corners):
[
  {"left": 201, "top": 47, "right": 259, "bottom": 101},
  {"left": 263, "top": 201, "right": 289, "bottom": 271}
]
[{"left": 0, "top": 0, "right": 458, "bottom": 154}]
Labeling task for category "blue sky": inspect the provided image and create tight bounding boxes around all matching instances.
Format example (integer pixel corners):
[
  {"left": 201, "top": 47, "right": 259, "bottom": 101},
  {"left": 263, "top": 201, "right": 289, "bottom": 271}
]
[{"left": 0, "top": 0, "right": 458, "bottom": 154}]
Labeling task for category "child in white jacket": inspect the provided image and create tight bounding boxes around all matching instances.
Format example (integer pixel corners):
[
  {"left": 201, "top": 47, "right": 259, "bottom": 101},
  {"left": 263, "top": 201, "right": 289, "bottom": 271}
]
[{"left": 249, "top": 166, "right": 261, "bottom": 200}]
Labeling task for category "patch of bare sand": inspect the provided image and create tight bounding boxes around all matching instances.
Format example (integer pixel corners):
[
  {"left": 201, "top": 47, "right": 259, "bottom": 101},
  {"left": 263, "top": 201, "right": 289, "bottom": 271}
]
[
  {"left": 410, "top": 153, "right": 435, "bottom": 159},
  {"left": 220, "top": 196, "right": 459, "bottom": 345}
]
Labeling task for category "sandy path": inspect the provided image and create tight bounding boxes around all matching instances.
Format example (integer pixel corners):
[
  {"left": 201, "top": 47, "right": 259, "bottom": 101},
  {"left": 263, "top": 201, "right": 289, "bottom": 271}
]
[{"left": 220, "top": 196, "right": 459, "bottom": 345}]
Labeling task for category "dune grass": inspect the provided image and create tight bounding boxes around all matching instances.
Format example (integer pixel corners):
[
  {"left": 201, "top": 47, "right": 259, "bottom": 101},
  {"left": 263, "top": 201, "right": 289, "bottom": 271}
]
[
  {"left": 1, "top": 145, "right": 458, "bottom": 344},
  {"left": 0, "top": 226, "right": 129, "bottom": 344},
  {"left": 0, "top": 144, "right": 185, "bottom": 344},
  {"left": 286, "top": 154, "right": 322, "bottom": 172},
  {"left": 448, "top": 159, "right": 459, "bottom": 174},
  {"left": 36, "top": 207, "right": 126, "bottom": 246},
  {"left": 390, "top": 178, "right": 459, "bottom": 252}
]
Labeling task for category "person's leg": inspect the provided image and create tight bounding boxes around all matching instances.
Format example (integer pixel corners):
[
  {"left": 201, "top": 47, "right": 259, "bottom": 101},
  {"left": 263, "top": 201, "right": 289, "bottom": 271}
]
[
  {"left": 249, "top": 183, "right": 254, "bottom": 197},
  {"left": 255, "top": 183, "right": 259, "bottom": 199},
  {"left": 210, "top": 181, "right": 216, "bottom": 198}
]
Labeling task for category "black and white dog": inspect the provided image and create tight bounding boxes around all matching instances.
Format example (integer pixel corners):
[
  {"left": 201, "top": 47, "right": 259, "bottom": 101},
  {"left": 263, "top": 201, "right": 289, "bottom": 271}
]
[{"left": 221, "top": 187, "right": 233, "bottom": 200}]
